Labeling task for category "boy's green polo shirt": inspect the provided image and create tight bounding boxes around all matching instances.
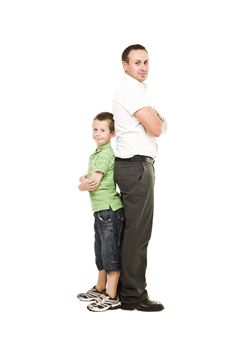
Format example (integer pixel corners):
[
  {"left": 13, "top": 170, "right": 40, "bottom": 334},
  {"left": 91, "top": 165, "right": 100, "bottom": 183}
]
[{"left": 88, "top": 142, "right": 123, "bottom": 212}]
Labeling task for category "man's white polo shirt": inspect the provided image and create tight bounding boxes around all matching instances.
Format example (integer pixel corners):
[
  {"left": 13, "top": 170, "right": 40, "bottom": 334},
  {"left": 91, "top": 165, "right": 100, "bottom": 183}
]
[{"left": 112, "top": 74, "right": 157, "bottom": 159}]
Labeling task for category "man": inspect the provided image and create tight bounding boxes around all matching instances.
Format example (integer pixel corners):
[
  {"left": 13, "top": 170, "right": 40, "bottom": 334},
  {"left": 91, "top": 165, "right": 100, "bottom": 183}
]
[{"left": 113, "top": 44, "right": 166, "bottom": 311}]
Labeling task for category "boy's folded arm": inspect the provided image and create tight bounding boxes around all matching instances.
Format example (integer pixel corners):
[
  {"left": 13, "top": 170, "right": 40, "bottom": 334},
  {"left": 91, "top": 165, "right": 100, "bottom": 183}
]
[
  {"left": 78, "top": 171, "right": 103, "bottom": 191},
  {"left": 89, "top": 171, "right": 103, "bottom": 190}
]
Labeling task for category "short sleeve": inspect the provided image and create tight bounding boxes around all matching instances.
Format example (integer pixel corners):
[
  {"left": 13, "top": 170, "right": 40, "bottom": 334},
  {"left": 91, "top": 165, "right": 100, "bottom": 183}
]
[{"left": 92, "top": 151, "right": 111, "bottom": 175}]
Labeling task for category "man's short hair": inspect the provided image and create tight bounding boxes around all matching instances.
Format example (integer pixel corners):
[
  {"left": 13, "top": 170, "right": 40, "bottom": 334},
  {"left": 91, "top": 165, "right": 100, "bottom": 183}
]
[{"left": 122, "top": 44, "right": 148, "bottom": 63}]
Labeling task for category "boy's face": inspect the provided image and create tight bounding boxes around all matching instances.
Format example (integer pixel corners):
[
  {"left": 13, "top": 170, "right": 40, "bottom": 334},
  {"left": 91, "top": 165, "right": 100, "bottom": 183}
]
[
  {"left": 92, "top": 119, "right": 114, "bottom": 148},
  {"left": 122, "top": 49, "right": 149, "bottom": 82}
]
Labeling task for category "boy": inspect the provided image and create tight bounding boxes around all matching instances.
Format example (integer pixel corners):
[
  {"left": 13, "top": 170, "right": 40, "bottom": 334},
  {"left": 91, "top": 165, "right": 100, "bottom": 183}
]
[{"left": 77, "top": 112, "right": 124, "bottom": 312}]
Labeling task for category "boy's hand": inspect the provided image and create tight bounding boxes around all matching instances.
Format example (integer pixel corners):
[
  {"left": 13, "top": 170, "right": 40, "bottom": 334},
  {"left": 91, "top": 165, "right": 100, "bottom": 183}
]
[
  {"left": 78, "top": 178, "right": 98, "bottom": 191},
  {"left": 79, "top": 174, "right": 87, "bottom": 183},
  {"left": 78, "top": 171, "right": 103, "bottom": 191}
]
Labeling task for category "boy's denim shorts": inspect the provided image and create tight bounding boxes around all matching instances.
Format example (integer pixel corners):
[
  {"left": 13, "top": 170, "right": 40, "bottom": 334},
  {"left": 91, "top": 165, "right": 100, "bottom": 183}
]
[{"left": 94, "top": 207, "right": 125, "bottom": 272}]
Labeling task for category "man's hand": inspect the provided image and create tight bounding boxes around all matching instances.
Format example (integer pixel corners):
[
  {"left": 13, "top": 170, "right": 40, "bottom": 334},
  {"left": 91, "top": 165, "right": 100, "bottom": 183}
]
[
  {"left": 161, "top": 118, "right": 167, "bottom": 133},
  {"left": 154, "top": 109, "right": 167, "bottom": 133}
]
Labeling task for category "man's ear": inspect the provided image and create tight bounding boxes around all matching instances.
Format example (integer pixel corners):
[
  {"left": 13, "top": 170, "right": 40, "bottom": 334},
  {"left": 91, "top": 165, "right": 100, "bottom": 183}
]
[{"left": 122, "top": 61, "right": 128, "bottom": 72}]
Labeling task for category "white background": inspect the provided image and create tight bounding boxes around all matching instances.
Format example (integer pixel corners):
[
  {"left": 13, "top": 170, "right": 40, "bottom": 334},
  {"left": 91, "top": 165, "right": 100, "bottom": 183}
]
[{"left": 0, "top": 0, "right": 230, "bottom": 349}]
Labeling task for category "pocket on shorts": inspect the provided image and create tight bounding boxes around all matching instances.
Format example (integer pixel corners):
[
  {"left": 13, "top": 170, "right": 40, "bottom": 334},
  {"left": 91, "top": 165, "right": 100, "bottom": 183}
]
[{"left": 97, "top": 210, "right": 112, "bottom": 223}]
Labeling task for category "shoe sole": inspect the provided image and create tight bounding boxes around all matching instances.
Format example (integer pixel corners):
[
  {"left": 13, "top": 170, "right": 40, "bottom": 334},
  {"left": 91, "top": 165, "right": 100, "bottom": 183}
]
[
  {"left": 121, "top": 304, "right": 136, "bottom": 311},
  {"left": 77, "top": 297, "right": 100, "bottom": 302},
  {"left": 121, "top": 304, "right": 164, "bottom": 312},
  {"left": 87, "top": 304, "right": 121, "bottom": 312}
]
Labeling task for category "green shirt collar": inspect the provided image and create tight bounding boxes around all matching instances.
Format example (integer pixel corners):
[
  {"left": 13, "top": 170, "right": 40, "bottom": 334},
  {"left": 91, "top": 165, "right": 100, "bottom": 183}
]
[{"left": 95, "top": 141, "right": 111, "bottom": 154}]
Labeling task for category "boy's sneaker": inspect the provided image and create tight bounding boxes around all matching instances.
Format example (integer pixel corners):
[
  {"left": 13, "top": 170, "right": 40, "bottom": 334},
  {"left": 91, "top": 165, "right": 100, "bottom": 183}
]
[
  {"left": 87, "top": 293, "right": 121, "bottom": 312},
  {"left": 77, "top": 286, "right": 105, "bottom": 302}
]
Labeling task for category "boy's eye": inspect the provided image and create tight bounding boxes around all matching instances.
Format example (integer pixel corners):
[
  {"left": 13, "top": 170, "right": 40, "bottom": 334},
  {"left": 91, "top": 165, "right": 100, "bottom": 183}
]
[{"left": 93, "top": 128, "right": 105, "bottom": 132}]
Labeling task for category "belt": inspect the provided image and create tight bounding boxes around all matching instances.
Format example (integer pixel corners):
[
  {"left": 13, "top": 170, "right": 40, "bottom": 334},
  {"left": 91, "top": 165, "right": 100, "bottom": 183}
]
[{"left": 115, "top": 155, "right": 154, "bottom": 165}]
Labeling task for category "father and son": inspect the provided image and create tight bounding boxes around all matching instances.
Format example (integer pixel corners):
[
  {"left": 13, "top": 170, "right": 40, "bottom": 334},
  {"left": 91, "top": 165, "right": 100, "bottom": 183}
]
[{"left": 77, "top": 44, "right": 167, "bottom": 312}]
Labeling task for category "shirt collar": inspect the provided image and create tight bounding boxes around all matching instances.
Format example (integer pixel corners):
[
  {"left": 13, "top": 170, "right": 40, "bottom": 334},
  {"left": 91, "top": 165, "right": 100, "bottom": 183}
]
[
  {"left": 124, "top": 73, "right": 147, "bottom": 88},
  {"left": 95, "top": 141, "right": 111, "bottom": 154}
]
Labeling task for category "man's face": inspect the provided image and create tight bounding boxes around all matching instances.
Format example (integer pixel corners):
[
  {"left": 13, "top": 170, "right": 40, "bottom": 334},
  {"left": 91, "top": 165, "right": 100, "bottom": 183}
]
[{"left": 122, "top": 49, "right": 149, "bottom": 82}]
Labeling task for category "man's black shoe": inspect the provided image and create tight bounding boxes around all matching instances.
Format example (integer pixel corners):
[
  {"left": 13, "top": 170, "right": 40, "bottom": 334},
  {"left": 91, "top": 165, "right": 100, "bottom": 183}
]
[{"left": 121, "top": 298, "right": 164, "bottom": 312}]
